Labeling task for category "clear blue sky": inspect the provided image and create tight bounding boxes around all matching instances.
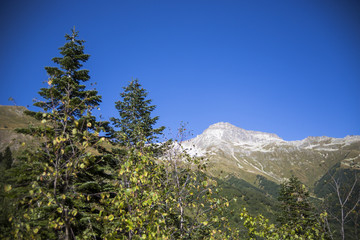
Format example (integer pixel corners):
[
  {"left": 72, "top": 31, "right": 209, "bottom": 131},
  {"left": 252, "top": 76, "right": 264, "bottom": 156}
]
[{"left": 0, "top": 0, "right": 359, "bottom": 140}]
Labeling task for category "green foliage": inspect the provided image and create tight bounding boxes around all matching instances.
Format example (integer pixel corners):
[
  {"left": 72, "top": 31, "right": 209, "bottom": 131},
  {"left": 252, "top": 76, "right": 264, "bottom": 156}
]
[
  {"left": 99, "top": 126, "right": 235, "bottom": 239},
  {"left": 160, "top": 138, "right": 226, "bottom": 239},
  {"left": 236, "top": 176, "right": 329, "bottom": 239},
  {"left": 100, "top": 147, "right": 169, "bottom": 239},
  {"left": 7, "top": 28, "right": 112, "bottom": 239},
  {"left": 240, "top": 208, "right": 328, "bottom": 239},
  {"left": 110, "top": 79, "right": 164, "bottom": 147},
  {"left": 277, "top": 176, "right": 317, "bottom": 233}
]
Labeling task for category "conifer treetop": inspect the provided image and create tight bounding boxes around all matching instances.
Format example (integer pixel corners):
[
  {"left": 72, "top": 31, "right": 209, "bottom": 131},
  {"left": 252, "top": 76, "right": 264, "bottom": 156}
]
[
  {"left": 34, "top": 28, "right": 101, "bottom": 118},
  {"left": 111, "top": 79, "right": 164, "bottom": 146}
]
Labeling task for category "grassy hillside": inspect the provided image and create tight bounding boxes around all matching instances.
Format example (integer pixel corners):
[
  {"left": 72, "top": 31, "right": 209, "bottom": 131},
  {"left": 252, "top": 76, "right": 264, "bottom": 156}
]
[{"left": 0, "top": 105, "right": 39, "bottom": 155}]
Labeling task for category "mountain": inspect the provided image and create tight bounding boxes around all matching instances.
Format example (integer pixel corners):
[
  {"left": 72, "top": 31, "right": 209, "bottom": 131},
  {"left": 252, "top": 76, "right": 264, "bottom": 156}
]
[
  {"left": 182, "top": 122, "right": 360, "bottom": 187},
  {"left": 1, "top": 106, "right": 359, "bottom": 187}
]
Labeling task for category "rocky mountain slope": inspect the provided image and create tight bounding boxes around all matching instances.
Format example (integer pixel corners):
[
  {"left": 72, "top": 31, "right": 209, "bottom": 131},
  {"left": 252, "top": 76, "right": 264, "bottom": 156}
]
[{"left": 182, "top": 122, "right": 360, "bottom": 187}]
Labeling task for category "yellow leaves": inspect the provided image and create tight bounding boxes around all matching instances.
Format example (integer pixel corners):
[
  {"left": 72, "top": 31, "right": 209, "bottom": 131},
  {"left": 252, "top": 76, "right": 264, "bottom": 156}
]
[
  {"left": 108, "top": 215, "right": 114, "bottom": 221},
  {"left": 33, "top": 227, "right": 40, "bottom": 234},
  {"left": 4, "top": 184, "right": 12, "bottom": 192},
  {"left": 80, "top": 163, "right": 85, "bottom": 169},
  {"left": 202, "top": 180, "right": 208, "bottom": 187},
  {"left": 71, "top": 209, "right": 78, "bottom": 216}
]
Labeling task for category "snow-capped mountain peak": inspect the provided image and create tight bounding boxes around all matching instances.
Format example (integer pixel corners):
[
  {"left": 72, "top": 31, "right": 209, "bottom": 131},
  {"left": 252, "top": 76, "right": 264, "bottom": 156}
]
[
  {"left": 205, "top": 122, "right": 283, "bottom": 143},
  {"left": 187, "top": 122, "right": 283, "bottom": 150},
  {"left": 181, "top": 122, "right": 360, "bottom": 184}
]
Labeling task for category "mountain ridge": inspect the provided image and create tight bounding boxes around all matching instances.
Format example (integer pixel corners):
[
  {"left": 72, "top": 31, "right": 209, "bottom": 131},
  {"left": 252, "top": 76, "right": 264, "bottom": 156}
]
[{"left": 182, "top": 122, "right": 360, "bottom": 186}]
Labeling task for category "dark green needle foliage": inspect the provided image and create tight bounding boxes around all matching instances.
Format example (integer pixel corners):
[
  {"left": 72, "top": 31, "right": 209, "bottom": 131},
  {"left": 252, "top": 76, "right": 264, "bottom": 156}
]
[
  {"left": 110, "top": 79, "right": 165, "bottom": 147},
  {"left": 278, "top": 176, "right": 317, "bottom": 234},
  {"left": 8, "top": 28, "right": 112, "bottom": 239},
  {"left": 35, "top": 28, "right": 100, "bottom": 118}
]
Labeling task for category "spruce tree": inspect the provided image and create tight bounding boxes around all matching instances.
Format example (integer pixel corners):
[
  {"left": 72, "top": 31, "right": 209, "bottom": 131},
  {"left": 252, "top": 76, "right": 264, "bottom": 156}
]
[
  {"left": 110, "top": 79, "right": 165, "bottom": 147},
  {"left": 10, "top": 28, "right": 112, "bottom": 239},
  {"left": 278, "top": 176, "right": 316, "bottom": 234}
]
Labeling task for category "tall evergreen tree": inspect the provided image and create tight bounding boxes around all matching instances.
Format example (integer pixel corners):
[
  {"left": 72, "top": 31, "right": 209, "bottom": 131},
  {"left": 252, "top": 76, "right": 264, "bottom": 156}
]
[
  {"left": 278, "top": 176, "right": 317, "bottom": 235},
  {"left": 110, "top": 79, "right": 165, "bottom": 147},
  {"left": 9, "top": 28, "right": 112, "bottom": 239}
]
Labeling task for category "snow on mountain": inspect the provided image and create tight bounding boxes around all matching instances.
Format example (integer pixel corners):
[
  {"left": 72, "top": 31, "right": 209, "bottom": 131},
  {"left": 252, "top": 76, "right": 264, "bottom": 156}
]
[
  {"left": 182, "top": 122, "right": 284, "bottom": 155},
  {"left": 181, "top": 122, "right": 360, "bottom": 184},
  {"left": 183, "top": 122, "right": 359, "bottom": 156}
]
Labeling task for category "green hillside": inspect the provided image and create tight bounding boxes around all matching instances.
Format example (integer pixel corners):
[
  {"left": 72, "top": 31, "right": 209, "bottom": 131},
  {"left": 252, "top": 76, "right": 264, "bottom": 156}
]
[{"left": 0, "top": 105, "right": 39, "bottom": 155}]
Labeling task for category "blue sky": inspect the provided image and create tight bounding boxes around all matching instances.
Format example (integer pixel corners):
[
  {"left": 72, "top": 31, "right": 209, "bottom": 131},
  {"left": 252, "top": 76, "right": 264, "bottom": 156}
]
[{"left": 0, "top": 0, "right": 359, "bottom": 140}]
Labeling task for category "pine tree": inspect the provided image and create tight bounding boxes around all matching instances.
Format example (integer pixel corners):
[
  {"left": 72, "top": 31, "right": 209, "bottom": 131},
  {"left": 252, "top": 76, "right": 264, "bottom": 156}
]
[
  {"left": 9, "top": 28, "right": 112, "bottom": 239},
  {"left": 110, "top": 79, "right": 165, "bottom": 147},
  {"left": 278, "top": 176, "right": 316, "bottom": 234}
]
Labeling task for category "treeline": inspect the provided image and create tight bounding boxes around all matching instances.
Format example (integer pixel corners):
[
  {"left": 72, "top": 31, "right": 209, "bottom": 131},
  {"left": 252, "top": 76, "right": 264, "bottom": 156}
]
[{"left": 0, "top": 29, "right": 330, "bottom": 239}]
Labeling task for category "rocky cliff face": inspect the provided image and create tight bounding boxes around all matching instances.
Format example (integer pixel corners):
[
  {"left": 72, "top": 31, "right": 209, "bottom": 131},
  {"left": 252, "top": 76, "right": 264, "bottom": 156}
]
[{"left": 182, "top": 122, "right": 360, "bottom": 186}]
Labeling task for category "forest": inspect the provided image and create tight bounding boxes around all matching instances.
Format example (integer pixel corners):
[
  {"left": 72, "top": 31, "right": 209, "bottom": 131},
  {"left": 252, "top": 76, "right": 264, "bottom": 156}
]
[{"left": 0, "top": 29, "right": 357, "bottom": 240}]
